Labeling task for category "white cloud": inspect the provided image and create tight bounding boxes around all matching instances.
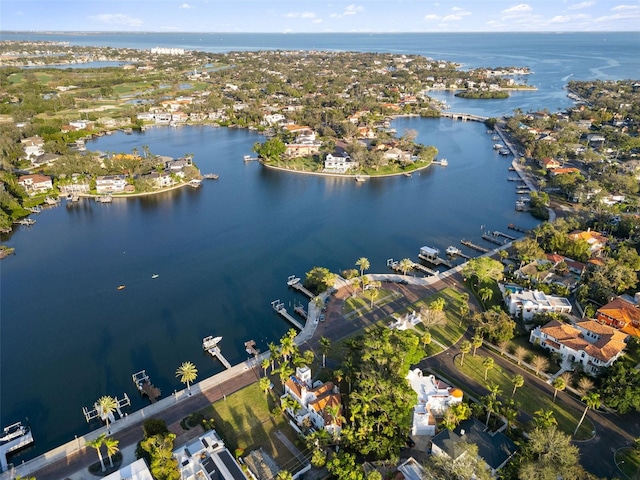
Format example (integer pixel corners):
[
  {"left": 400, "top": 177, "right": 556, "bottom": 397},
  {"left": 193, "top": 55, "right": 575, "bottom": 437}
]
[
  {"left": 286, "top": 11, "right": 317, "bottom": 18},
  {"left": 502, "top": 3, "right": 533, "bottom": 16},
  {"left": 611, "top": 4, "right": 640, "bottom": 11},
  {"left": 89, "top": 13, "right": 143, "bottom": 27},
  {"left": 344, "top": 4, "right": 364, "bottom": 15},
  {"left": 312, "top": 18, "right": 323, "bottom": 24},
  {"left": 548, "top": 13, "right": 590, "bottom": 23},
  {"left": 424, "top": 14, "right": 441, "bottom": 21},
  {"left": 567, "top": 1, "right": 595, "bottom": 10},
  {"left": 442, "top": 9, "right": 471, "bottom": 21},
  {"left": 180, "top": 3, "right": 192, "bottom": 9}
]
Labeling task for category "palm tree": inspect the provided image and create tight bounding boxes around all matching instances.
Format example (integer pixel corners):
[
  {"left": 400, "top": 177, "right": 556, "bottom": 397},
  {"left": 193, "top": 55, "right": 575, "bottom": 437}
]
[
  {"left": 268, "top": 342, "right": 280, "bottom": 372},
  {"left": 259, "top": 376, "right": 271, "bottom": 396},
  {"left": 277, "top": 363, "right": 294, "bottom": 388},
  {"left": 103, "top": 436, "right": 119, "bottom": 468},
  {"left": 176, "top": 361, "right": 198, "bottom": 395},
  {"left": 482, "top": 357, "right": 495, "bottom": 381},
  {"left": 86, "top": 433, "right": 107, "bottom": 472},
  {"left": 471, "top": 334, "right": 483, "bottom": 356},
  {"left": 511, "top": 374, "right": 524, "bottom": 397},
  {"left": 574, "top": 392, "right": 600, "bottom": 436},
  {"left": 320, "top": 337, "right": 331, "bottom": 368},
  {"left": 260, "top": 358, "right": 270, "bottom": 377},
  {"left": 279, "top": 335, "right": 296, "bottom": 364},
  {"left": 533, "top": 409, "right": 557, "bottom": 428},
  {"left": 552, "top": 376, "right": 566, "bottom": 403},
  {"left": 479, "top": 287, "right": 493, "bottom": 303},
  {"left": 483, "top": 385, "right": 502, "bottom": 427},
  {"left": 96, "top": 395, "right": 118, "bottom": 434},
  {"left": 355, "top": 257, "right": 370, "bottom": 288},
  {"left": 334, "top": 368, "right": 344, "bottom": 386},
  {"left": 399, "top": 258, "right": 413, "bottom": 276},
  {"left": 276, "top": 470, "right": 293, "bottom": 480},
  {"left": 502, "top": 398, "right": 519, "bottom": 431},
  {"left": 458, "top": 302, "right": 469, "bottom": 326},
  {"left": 459, "top": 340, "right": 471, "bottom": 366}
]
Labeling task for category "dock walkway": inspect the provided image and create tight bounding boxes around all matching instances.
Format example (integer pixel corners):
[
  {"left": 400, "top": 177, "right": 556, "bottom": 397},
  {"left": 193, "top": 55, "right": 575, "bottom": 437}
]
[
  {"left": 287, "top": 275, "right": 314, "bottom": 298},
  {"left": 271, "top": 300, "right": 304, "bottom": 330},
  {"left": 0, "top": 423, "right": 34, "bottom": 472},
  {"left": 132, "top": 370, "right": 161, "bottom": 403},
  {"left": 202, "top": 336, "right": 231, "bottom": 369},
  {"left": 461, "top": 239, "right": 489, "bottom": 253}
]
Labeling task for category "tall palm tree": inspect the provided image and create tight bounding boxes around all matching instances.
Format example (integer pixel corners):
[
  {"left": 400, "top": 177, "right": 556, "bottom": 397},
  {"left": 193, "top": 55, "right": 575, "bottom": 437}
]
[
  {"left": 268, "top": 342, "right": 280, "bottom": 372},
  {"left": 482, "top": 357, "right": 495, "bottom": 381},
  {"left": 399, "top": 258, "right": 413, "bottom": 276},
  {"left": 259, "top": 377, "right": 271, "bottom": 396},
  {"left": 511, "top": 374, "right": 524, "bottom": 397},
  {"left": 260, "top": 358, "right": 270, "bottom": 377},
  {"left": 483, "top": 386, "right": 502, "bottom": 427},
  {"left": 458, "top": 302, "right": 469, "bottom": 326},
  {"left": 86, "top": 433, "right": 107, "bottom": 472},
  {"left": 574, "top": 392, "right": 600, "bottom": 436},
  {"left": 355, "top": 257, "right": 370, "bottom": 289},
  {"left": 333, "top": 368, "right": 344, "bottom": 386},
  {"left": 552, "top": 376, "right": 566, "bottom": 403},
  {"left": 459, "top": 340, "right": 471, "bottom": 366},
  {"left": 471, "top": 334, "right": 483, "bottom": 356},
  {"left": 279, "top": 335, "right": 296, "bottom": 364},
  {"left": 103, "top": 436, "right": 119, "bottom": 468},
  {"left": 96, "top": 395, "right": 118, "bottom": 434},
  {"left": 533, "top": 409, "right": 557, "bottom": 428},
  {"left": 176, "top": 361, "right": 198, "bottom": 395},
  {"left": 277, "top": 363, "right": 294, "bottom": 388},
  {"left": 368, "top": 282, "right": 380, "bottom": 308},
  {"left": 320, "top": 337, "right": 331, "bottom": 368}
]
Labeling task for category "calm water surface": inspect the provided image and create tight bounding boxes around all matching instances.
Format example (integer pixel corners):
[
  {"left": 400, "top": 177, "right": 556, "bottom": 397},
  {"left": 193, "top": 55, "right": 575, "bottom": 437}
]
[{"left": 1, "top": 30, "right": 638, "bottom": 462}]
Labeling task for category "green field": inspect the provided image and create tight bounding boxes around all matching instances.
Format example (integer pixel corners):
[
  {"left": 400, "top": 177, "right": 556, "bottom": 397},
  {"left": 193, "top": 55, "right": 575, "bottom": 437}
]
[{"left": 454, "top": 353, "right": 594, "bottom": 439}]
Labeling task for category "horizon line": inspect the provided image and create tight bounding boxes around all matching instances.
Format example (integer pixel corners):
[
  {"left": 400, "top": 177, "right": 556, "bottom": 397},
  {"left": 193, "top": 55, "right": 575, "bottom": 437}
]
[{"left": 2, "top": 30, "right": 639, "bottom": 34}]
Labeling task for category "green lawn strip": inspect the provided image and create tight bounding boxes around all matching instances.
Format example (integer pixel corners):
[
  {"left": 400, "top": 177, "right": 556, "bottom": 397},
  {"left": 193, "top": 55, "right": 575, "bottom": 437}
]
[
  {"left": 403, "top": 288, "right": 468, "bottom": 346},
  {"left": 455, "top": 353, "right": 594, "bottom": 439},
  {"left": 343, "top": 289, "right": 397, "bottom": 316},
  {"left": 201, "top": 383, "right": 301, "bottom": 468},
  {"left": 616, "top": 447, "right": 640, "bottom": 479}
]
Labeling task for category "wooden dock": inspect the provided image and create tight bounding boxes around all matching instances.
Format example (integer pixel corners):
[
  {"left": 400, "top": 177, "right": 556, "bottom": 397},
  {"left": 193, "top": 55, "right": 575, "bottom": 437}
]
[
  {"left": 461, "top": 239, "right": 489, "bottom": 253},
  {"left": 293, "top": 302, "right": 308, "bottom": 319},
  {"left": 83, "top": 394, "right": 131, "bottom": 424},
  {"left": 387, "top": 258, "right": 437, "bottom": 276},
  {"left": 202, "top": 336, "right": 231, "bottom": 369},
  {"left": 132, "top": 370, "right": 161, "bottom": 403},
  {"left": 492, "top": 230, "right": 516, "bottom": 241},
  {"left": 508, "top": 223, "right": 531, "bottom": 234},
  {"left": 245, "top": 340, "right": 259, "bottom": 356},
  {"left": 243, "top": 155, "right": 259, "bottom": 162},
  {"left": 287, "top": 275, "right": 314, "bottom": 298},
  {"left": 0, "top": 422, "right": 34, "bottom": 472},
  {"left": 271, "top": 300, "right": 304, "bottom": 330},
  {"left": 482, "top": 233, "right": 508, "bottom": 245}
]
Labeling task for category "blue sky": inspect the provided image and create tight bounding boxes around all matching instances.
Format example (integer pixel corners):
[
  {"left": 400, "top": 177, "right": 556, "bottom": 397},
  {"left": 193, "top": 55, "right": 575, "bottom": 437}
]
[{"left": 2, "top": 0, "right": 639, "bottom": 32}]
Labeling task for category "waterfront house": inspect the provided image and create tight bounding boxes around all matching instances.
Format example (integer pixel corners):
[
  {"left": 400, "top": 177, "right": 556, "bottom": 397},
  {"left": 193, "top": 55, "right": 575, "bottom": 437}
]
[
  {"left": 21, "top": 136, "right": 44, "bottom": 160},
  {"left": 281, "top": 366, "right": 343, "bottom": 435},
  {"left": 568, "top": 229, "right": 608, "bottom": 256},
  {"left": 96, "top": 175, "right": 127, "bottom": 194},
  {"left": 530, "top": 318, "right": 627, "bottom": 375},
  {"left": 173, "top": 429, "right": 249, "bottom": 480},
  {"left": 324, "top": 147, "right": 357, "bottom": 173},
  {"left": 31, "top": 152, "right": 60, "bottom": 168},
  {"left": 596, "top": 296, "right": 640, "bottom": 337},
  {"left": 102, "top": 458, "right": 152, "bottom": 480},
  {"left": 431, "top": 418, "right": 517, "bottom": 476},
  {"left": 503, "top": 287, "right": 572, "bottom": 321},
  {"left": 17, "top": 174, "right": 53, "bottom": 196},
  {"left": 406, "top": 369, "right": 463, "bottom": 437}
]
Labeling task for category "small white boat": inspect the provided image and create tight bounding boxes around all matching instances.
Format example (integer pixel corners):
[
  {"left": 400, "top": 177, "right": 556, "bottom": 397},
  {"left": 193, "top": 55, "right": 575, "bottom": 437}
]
[
  {"left": 151, "top": 274, "right": 159, "bottom": 279},
  {"left": 355, "top": 175, "right": 367, "bottom": 182},
  {"left": 0, "top": 422, "right": 29, "bottom": 443},
  {"left": 446, "top": 246, "right": 461, "bottom": 256},
  {"left": 203, "top": 173, "right": 219, "bottom": 180},
  {"left": 439, "top": 159, "right": 448, "bottom": 166},
  {"left": 493, "top": 144, "right": 504, "bottom": 150}
]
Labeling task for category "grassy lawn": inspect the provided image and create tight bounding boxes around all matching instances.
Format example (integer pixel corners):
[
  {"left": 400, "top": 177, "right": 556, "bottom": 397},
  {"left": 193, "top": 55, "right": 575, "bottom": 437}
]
[
  {"left": 201, "top": 383, "right": 303, "bottom": 469},
  {"left": 455, "top": 353, "right": 594, "bottom": 439},
  {"left": 616, "top": 447, "right": 640, "bottom": 479},
  {"left": 406, "top": 288, "right": 469, "bottom": 346},
  {"left": 343, "top": 288, "right": 399, "bottom": 316}
]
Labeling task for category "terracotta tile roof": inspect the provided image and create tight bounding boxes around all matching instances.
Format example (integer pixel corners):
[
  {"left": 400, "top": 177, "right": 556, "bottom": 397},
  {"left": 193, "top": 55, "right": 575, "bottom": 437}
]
[{"left": 597, "top": 297, "right": 640, "bottom": 327}]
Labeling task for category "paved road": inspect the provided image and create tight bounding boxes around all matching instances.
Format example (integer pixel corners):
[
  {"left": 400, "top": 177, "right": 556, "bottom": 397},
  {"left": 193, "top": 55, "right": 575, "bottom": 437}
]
[{"left": 26, "top": 368, "right": 261, "bottom": 480}]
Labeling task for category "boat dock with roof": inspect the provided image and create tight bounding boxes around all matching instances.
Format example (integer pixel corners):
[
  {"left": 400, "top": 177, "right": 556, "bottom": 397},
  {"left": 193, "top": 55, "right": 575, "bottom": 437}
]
[{"left": 0, "top": 422, "right": 34, "bottom": 472}]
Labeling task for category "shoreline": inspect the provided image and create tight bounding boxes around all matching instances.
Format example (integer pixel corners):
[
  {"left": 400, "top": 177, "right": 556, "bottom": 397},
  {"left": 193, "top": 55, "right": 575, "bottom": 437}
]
[{"left": 259, "top": 160, "right": 435, "bottom": 178}]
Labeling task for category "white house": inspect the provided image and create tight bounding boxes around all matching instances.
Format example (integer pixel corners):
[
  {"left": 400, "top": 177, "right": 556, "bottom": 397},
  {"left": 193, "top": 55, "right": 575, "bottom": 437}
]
[
  {"left": 173, "top": 429, "right": 249, "bottom": 480},
  {"left": 103, "top": 458, "right": 152, "bottom": 480},
  {"left": 17, "top": 174, "right": 53, "bottom": 196},
  {"left": 21, "top": 136, "right": 45, "bottom": 159},
  {"left": 96, "top": 175, "right": 127, "bottom": 194},
  {"left": 406, "top": 369, "right": 463, "bottom": 436},
  {"left": 324, "top": 147, "right": 357, "bottom": 173},
  {"left": 282, "top": 366, "right": 342, "bottom": 435},
  {"left": 504, "top": 288, "right": 572, "bottom": 321},
  {"left": 530, "top": 319, "right": 627, "bottom": 375}
]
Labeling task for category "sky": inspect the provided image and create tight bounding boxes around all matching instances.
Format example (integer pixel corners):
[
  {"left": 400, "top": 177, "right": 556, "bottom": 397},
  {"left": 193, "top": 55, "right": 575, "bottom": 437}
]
[{"left": 1, "top": 0, "right": 639, "bottom": 33}]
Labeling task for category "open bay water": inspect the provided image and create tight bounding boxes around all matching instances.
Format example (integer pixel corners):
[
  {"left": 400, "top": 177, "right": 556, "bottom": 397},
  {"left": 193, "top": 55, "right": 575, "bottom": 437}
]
[{"left": 0, "top": 32, "right": 638, "bottom": 462}]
